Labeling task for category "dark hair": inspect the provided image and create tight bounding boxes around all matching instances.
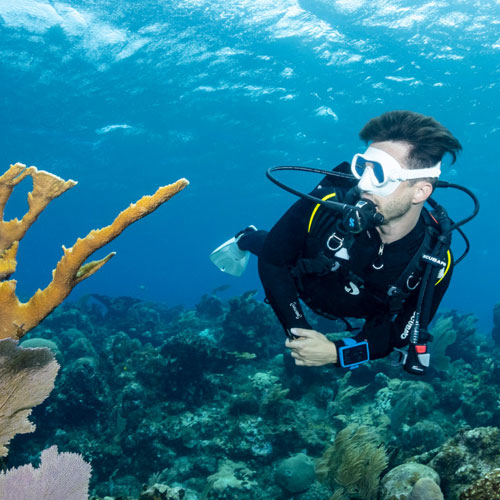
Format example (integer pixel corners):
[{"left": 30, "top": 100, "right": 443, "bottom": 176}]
[{"left": 359, "top": 110, "right": 462, "bottom": 169}]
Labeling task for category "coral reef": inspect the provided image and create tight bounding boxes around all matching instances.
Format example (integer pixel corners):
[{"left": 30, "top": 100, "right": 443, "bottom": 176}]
[
  {"left": 459, "top": 468, "right": 500, "bottom": 500},
  {"left": 201, "top": 459, "right": 257, "bottom": 499},
  {"left": 492, "top": 301, "right": 500, "bottom": 346},
  {"left": 0, "top": 164, "right": 189, "bottom": 497},
  {"left": 3, "top": 294, "right": 500, "bottom": 500},
  {"left": 426, "top": 427, "right": 500, "bottom": 500},
  {"left": 139, "top": 483, "right": 185, "bottom": 499},
  {"left": 0, "top": 163, "right": 188, "bottom": 339}
]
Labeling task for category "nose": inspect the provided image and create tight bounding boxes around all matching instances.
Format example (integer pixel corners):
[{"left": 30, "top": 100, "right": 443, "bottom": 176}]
[{"left": 357, "top": 167, "right": 378, "bottom": 193}]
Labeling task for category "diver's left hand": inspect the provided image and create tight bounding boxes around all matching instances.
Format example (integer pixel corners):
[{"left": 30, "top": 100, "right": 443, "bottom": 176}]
[{"left": 285, "top": 328, "right": 338, "bottom": 367}]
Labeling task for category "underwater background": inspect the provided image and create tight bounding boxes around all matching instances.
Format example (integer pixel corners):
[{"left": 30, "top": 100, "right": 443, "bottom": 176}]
[
  {"left": 1, "top": 1, "right": 500, "bottom": 499},
  {"left": 0, "top": 0, "right": 498, "bottom": 330}
]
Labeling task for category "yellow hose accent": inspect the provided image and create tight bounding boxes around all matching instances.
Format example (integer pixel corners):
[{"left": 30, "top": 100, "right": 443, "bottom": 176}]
[
  {"left": 308, "top": 192, "right": 337, "bottom": 233},
  {"left": 435, "top": 249, "right": 452, "bottom": 285}
]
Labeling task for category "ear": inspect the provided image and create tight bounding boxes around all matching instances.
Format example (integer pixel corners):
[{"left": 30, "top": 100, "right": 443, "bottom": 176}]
[{"left": 412, "top": 180, "right": 433, "bottom": 204}]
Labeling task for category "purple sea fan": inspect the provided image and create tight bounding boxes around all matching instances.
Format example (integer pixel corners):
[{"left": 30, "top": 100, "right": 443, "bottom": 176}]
[{"left": 0, "top": 445, "right": 91, "bottom": 500}]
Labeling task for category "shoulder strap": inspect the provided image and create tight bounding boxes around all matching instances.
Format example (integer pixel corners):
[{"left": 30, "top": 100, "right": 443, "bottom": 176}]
[{"left": 386, "top": 209, "right": 440, "bottom": 313}]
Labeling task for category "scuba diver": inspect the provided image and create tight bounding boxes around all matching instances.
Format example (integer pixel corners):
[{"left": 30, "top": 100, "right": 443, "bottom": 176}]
[{"left": 210, "top": 111, "right": 479, "bottom": 375}]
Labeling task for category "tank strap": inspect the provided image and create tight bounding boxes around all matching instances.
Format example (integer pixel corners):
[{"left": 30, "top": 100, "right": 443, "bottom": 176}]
[{"left": 385, "top": 209, "right": 442, "bottom": 314}]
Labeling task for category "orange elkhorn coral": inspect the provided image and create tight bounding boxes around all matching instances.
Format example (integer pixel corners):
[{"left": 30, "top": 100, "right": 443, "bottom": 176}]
[{"left": 0, "top": 163, "right": 189, "bottom": 340}]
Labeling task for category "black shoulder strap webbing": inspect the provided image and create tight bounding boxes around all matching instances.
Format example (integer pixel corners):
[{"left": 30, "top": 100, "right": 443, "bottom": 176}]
[{"left": 386, "top": 209, "right": 439, "bottom": 313}]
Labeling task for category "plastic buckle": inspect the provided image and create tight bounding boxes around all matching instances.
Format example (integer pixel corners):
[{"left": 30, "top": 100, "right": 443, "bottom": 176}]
[{"left": 392, "top": 347, "right": 408, "bottom": 366}]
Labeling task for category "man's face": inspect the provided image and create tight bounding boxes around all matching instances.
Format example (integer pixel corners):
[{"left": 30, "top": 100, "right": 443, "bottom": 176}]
[{"left": 358, "top": 141, "right": 420, "bottom": 223}]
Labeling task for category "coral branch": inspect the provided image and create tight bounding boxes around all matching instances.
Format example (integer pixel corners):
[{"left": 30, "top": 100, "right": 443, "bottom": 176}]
[
  {"left": 0, "top": 163, "right": 189, "bottom": 339},
  {"left": 0, "top": 164, "right": 76, "bottom": 252},
  {"left": 0, "top": 241, "right": 19, "bottom": 281}
]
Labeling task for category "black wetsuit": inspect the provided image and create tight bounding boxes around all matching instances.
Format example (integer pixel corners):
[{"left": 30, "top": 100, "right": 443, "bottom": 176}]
[{"left": 239, "top": 164, "right": 453, "bottom": 361}]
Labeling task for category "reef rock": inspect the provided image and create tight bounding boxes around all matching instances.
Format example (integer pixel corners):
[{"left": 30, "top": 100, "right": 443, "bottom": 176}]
[
  {"left": 429, "top": 426, "right": 500, "bottom": 500},
  {"left": 459, "top": 468, "right": 500, "bottom": 500},
  {"left": 139, "top": 483, "right": 185, "bottom": 499}
]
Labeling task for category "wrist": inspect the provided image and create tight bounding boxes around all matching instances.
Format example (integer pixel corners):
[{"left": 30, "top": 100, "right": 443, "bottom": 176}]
[{"left": 328, "top": 341, "right": 338, "bottom": 365}]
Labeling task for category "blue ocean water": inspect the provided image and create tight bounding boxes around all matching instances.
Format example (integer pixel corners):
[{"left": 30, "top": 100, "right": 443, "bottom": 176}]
[{"left": 0, "top": 0, "right": 498, "bottom": 331}]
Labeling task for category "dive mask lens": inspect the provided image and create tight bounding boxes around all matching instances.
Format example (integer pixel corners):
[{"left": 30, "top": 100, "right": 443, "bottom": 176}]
[
  {"left": 352, "top": 148, "right": 404, "bottom": 196},
  {"left": 351, "top": 155, "right": 386, "bottom": 185}
]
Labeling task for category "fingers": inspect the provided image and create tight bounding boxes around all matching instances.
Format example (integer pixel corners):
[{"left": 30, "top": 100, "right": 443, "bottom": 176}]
[
  {"left": 285, "top": 338, "right": 304, "bottom": 348},
  {"left": 291, "top": 350, "right": 316, "bottom": 366},
  {"left": 290, "top": 328, "right": 316, "bottom": 338},
  {"left": 291, "top": 350, "right": 307, "bottom": 366},
  {"left": 286, "top": 329, "right": 326, "bottom": 367},
  {"left": 287, "top": 337, "right": 311, "bottom": 359},
  {"left": 286, "top": 329, "right": 320, "bottom": 347},
  {"left": 287, "top": 341, "right": 307, "bottom": 356}
]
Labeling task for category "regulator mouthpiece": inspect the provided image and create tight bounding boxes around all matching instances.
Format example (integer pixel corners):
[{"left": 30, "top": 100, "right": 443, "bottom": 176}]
[{"left": 342, "top": 199, "right": 384, "bottom": 234}]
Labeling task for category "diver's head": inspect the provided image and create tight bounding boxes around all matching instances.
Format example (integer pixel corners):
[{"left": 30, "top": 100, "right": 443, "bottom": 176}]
[
  {"left": 351, "top": 144, "right": 441, "bottom": 197},
  {"left": 357, "top": 110, "right": 461, "bottom": 188},
  {"left": 353, "top": 141, "right": 436, "bottom": 224},
  {"left": 351, "top": 111, "right": 462, "bottom": 222}
]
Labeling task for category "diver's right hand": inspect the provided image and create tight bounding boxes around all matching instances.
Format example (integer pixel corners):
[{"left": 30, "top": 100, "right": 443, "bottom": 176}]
[{"left": 285, "top": 328, "right": 338, "bottom": 367}]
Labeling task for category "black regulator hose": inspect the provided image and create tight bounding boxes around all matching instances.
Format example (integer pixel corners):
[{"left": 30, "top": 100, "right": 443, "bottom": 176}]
[
  {"left": 266, "top": 166, "right": 384, "bottom": 232},
  {"left": 430, "top": 181, "right": 480, "bottom": 264},
  {"left": 267, "top": 166, "right": 479, "bottom": 262},
  {"left": 266, "top": 166, "right": 356, "bottom": 213},
  {"left": 434, "top": 180, "right": 480, "bottom": 231}
]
